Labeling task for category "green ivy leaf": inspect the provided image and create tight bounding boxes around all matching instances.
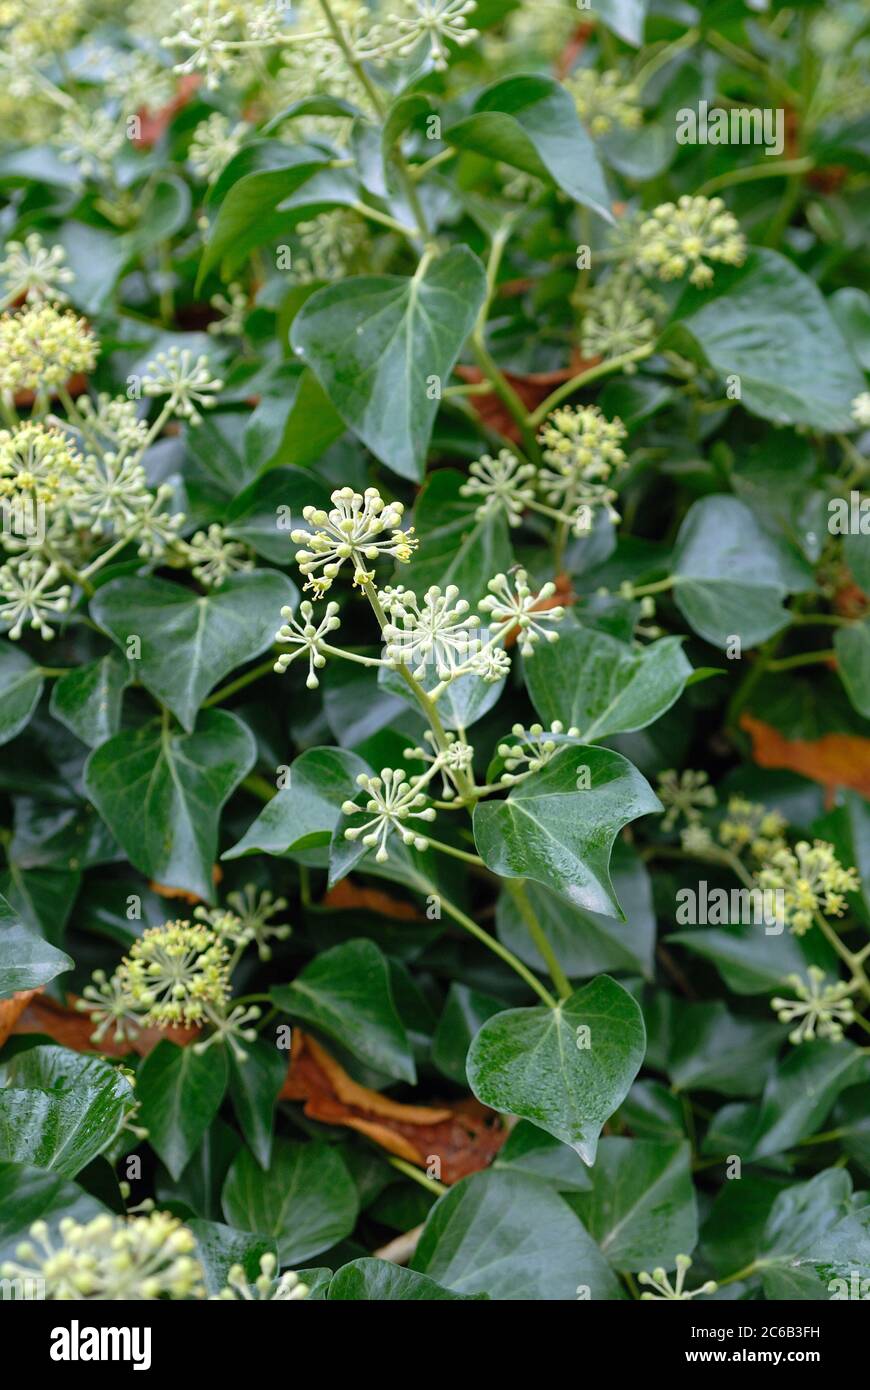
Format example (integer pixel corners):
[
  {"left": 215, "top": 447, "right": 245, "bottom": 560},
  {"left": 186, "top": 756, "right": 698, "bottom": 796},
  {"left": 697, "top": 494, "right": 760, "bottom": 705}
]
[
  {"left": 221, "top": 1139, "right": 358, "bottom": 1265},
  {"left": 467, "top": 975, "right": 646, "bottom": 1164},
  {"left": 223, "top": 466, "right": 330, "bottom": 564},
  {"left": 595, "top": 0, "right": 648, "bottom": 46},
  {"left": 672, "top": 495, "right": 811, "bottom": 649},
  {"left": 445, "top": 75, "right": 612, "bottom": 221},
  {"left": 758, "top": 1169, "right": 870, "bottom": 1299},
  {"left": 835, "top": 621, "right": 870, "bottom": 717},
  {"left": 49, "top": 652, "right": 130, "bottom": 748},
  {"left": 271, "top": 938, "right": 415, "bottom": 1084},
  {"left": 188, "top": 1219, "right": 276, "bottom": 1297},
  {"left": 472, "top": 746, "right": 661, "bottom": 916},
  {"left": 411, "top": 1169, "right": 622, "bottom": 1299},
  {"left": 668, "top": 250, "right": 865, "bottom": 432},
  {"left": 0, "top": 895, "right": 72, "bottom": 998},
  {"left": 328, "top": 1257, "right": 488, "bottom": 1300},
  {"left": 91, "top": 571, "right": 298, "bottom": 733},
  {"left": 493, "top": 1121, "right": 592, "bottom": 1193},
  {"left": 0, "top": 643, "right": 43, "bottom": 747},
  {"left": 0, "top": 1160, "right": 106, "bottom": 1265},
  {"left": 748, "top": 1041, "right": 870, "bottom": 1159},
  {"left": 291, "top": 247, "right": 488, "bottom": 481},
  {"left": 136, "top": 1041, "right": 229, "bottom": 1182},
  {"left": 226, "top": 1039, "right": 287, "bottom": 1171},
  {"left": 224, "top": 747, "right": 369, "bottom": 860},
  {"left": 84, "top": 709, "right": 256, "bottom": 902},
  {"left": 431, "top": 983, "right": 505, "bottom": 1086},
  {"left": 667, "top": 920, "right": 835, "bottom": 995},
  {"left": 0, "top": 1045, "right": 136, "bottom": 1178},
  {"left": 525, "top": 627, "right": 692, "bottom": 740},
  {"left": 571, "top": 1137, "right": 696, "bottom": 1270}
]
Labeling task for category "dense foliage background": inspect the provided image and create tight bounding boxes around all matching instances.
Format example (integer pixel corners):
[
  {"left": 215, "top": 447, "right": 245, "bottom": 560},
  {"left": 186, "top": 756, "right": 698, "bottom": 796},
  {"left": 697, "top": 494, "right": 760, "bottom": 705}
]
[{"left": 0, "top": 0, "right": 869, "bottom": 1303}]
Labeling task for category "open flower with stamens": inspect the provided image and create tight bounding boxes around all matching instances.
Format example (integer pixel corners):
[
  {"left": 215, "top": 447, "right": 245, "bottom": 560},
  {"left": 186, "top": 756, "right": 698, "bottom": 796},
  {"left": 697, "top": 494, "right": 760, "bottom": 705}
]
[
  {"left": 0, "top": 232, "right": 73, "bottom": 304},
  {"left": 636, "top": 195, "right": 746, "bottom": 288},
  {"left": 117, "top": 920, "right": 231, "bottom": 1028},
  {"left": 718, "top": 796, "right": 787, "bottom": 860},
  {"left": 381, "top": 584, "right": 480, "bottom": 680},
  {"left": 342, "top": 769, "right": 437, "bottom": 863},
  {"left": 498, "top": 721, "right": 579, "bottom": 783},
  {"left": 459, "top": 449, "right": 537, "bottom": 526},
  {"left": 0, "top": 422, "right": 81, "bottom": 508},
  {"left": 479, "top": 570, "right": 565, "bottom": 656},
  {"left": 141, "top": 348, "right": 223, "bottom": 423},
  {"left": 274, "top": 600, "right": 341, "bottom": 687},
  {"left": 771, "top": 967, "right": 856, "bottom": 1045},
  {"left": 213, "top": 1252, "right": 309, "bottom": 1301},
  {"left": 0, "top": 303, "right": 97, "bottom": 395},
  {"left": 291, "top": 487, "right": 416, "bottom": 596},
  {"left": 0, "top": 556, "right": 70, "bottom": 639},
  {"left": 181, "top": 523, "right": 253, "bottom": 587},
  {"left": 757, "top": 840, "right": 860, "bottom": 936},
  {"left": 638, "top": 1254, "right": 717, "bottom": 1301},
  {"left": 1, "top": 1212, "right": 205, "bottom": 1301}
]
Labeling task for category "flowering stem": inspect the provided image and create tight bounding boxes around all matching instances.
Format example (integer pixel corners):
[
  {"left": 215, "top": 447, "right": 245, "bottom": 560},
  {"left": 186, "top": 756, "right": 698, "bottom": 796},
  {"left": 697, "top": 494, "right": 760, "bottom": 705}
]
[
  {"left": 350, "top": 201, "right": 417, "bottom": 240},
  {"left": 766, "top": 649, "right": 836, "bottom": 673},
  {"left": 387, "top": 1156, "right": 448, "bottom": 1197},
  {"left": 503, "top": 878, "right": 572, "bottom": 1000},
  {"left": 409, "top": 871, "right": 557, "bottom": 1009},
  {"left": 204, "top": 656, "right": 279, "bottom": 707},
  {"left": 812, "top": 909, "right": 870, "bottom": 1003},
  {"left": 471, "top": 332, "right": 540, "bottom": 460},
  {"left": 527, "top": 345, "right": 655, "bottom": 427},
  {"left": 425, "top": 837, "right": 486, "bottom": 868},
  {"left": 695, "top": 157, "right": 813, "bottom": 199}
]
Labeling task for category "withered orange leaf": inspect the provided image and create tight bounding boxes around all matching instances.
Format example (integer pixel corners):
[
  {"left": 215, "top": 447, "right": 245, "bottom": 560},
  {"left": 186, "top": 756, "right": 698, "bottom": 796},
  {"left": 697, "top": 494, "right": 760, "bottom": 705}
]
[
  {"left": 322, "top": 878, "right": 421, "bottom": 920},
  {"left": 454, "top": 352, "right": 598, "bottom": 443},
  {"left": 282, "top": 1032, "right": 506, "bottom": 1183},
  {"left": 741, "top": 713, "right": 870, "bottom": 798},
  {"left": 10, "top": 992, "right": 198, "bottom": 1057},
  {"left": 0, "top": 990, "right": 37, "bottom": 1049}
]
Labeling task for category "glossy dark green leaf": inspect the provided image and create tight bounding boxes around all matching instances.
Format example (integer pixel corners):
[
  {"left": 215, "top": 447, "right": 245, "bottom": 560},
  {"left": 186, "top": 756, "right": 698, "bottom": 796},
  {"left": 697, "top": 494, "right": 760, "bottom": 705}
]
[
  {"left": 670, "top": 250, "right": 864, "bottom": 431},
  {"left": 221, "top": 1139, "right": 358, "bottom": 1266},
  {"left": 291, "top": 247, "right": 488, "bottom": 481},
  {"left": 572, "top": 1138, "right": 696, "bottom": 1270},
  {"left": 0, "top": 1160, "right": 105, "bottom": 1264},
  {"left": 188, "top": 1218, "right": 276, "bottom": 1296},
  {"left": 0, "top": 643, "right": 43, "bottom": 746},
  {"left": 467, "top": 975, "right": 646, "bottom": 1164},
  {"left": 525, "top": 627, "right": 692, "bottom": 741},
  {"left": 748, "top": 1041, "right": 870, "bottom": 1159},
  {"left": 328, "top": 1257, "right": 487, "bottom": 1300},
  {"left": 666, "top": 1000, "right": 783, "bottom": 1097},
  {"left": 91, "top": 571, "right": 298, "bottom": 732},
  {"left": 431, "top": 982, "right": 504, "bottom": 1086},
  {"left": 671, "top": 495, "right": 810, "bottom": 650},
  {"left": 667, "top": 919, "right": 836, "bottom": 995},
  {"left": 271, "top": 938, "right": 415, "bottom": 1084},
  {"left": 136, "top": 1041, "right": 229, "bottom": 1182},
  {"left": 0, "top": 895, "right": 72, "bottom": 998},
  {"left": 49, "top": 652, "right": 130, "bottom": 748},
  {"left": 473, "top": 746, "right": 661, "bottom": 916},
  {"left": 835, "top": 621, "right": 870, "bottom": 717},
  {"left": 0, "top": 1045, "right": 135, "bottom": 1178},
  {"left": 84, "top": 709, "right": 256, "bottom": 902},
  {"left": 493, "top": 1121, "right": 592, "bottom": 1193},
  {"left": 224, "top": 747, "right": 369, "bottom": 860},
  {"left": 223, "top": 466, "right": 329, "bottom": 564},
  {"left": 445, "top": 75, "right": 611, "bottom": 220},
  {"left": 758, "top": 1169, "right": 870, "bottom": 1299},
  {"left": 226, "top": 1039, "right": 287, "bottom": 1170},
  {"left": 596, "top": 0, "right": 648, "bottom": 45},
  {"left": 412, "top": 1169, "right": 622, "bottom": 1299}
]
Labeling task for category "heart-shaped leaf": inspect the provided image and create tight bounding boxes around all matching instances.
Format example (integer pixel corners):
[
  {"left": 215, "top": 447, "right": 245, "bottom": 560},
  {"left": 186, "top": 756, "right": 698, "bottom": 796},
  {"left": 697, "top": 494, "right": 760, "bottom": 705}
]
[
  {"left": 226, "top": 1039, "right": 287, "bottom": 1170},
  {"left": 572, "top": 1137, "right": 697, "bottom": 1270},
  {"left": 473, "top": 745, "right": 661, "bottom": 916},
  {"left": 221, "top": 1139, "right": 358, "bottom": 1266},
  {"left": 84, "top": 709, "right": 256, "bottom": 902},
  {"left": 136, "top": 1041, "right": 229, "bottom": 1181},
  {"left": 328, "top": 1257, "right": 488, "bottom": 1300},
  {"left": 49, "top": 652, "right": 130, "bottom": 748},
  {"left": 0, "top": 895, "right": 72, "bottom": 998},
  {"left": 467, "top": 975, "right": 646, "bottom": 1164},
  {"left": 224, "top": 747, "right": 369, "bottom": 860},
  {"left": 291, "top": 247, "right": 487, "bottom": 481},
  {"left": 91, "top": 571, "right": 298, "bottom": 732}
]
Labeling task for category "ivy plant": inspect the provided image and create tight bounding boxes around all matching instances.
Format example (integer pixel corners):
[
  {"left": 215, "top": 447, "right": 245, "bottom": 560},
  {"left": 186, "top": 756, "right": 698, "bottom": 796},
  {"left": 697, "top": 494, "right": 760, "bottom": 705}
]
[{"left": 0, "top": 0, "right": 868, "bottom": 1305}]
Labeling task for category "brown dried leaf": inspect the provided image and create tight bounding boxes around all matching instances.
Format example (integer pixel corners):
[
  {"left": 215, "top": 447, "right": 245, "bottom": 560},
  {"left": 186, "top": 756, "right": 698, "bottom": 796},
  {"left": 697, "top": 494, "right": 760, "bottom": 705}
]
[{"left": 741, "top": 713, "right": 870, "bottom": 798}]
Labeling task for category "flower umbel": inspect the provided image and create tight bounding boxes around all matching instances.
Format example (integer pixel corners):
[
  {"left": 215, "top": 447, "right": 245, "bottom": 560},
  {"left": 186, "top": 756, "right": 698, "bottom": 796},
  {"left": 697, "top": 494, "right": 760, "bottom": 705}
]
[
  {"left": 213, "top": 1252, "right": 309, "bottom": 1301},
  {"left": 342, "top": 769, "right": 437, "bottom": 863},
  {"left": 117, "top": 919, "right": 231, "bottom": 1027},
  {"left": 657, "top": 769, "right": 717, "bottom": 832},
  {"left": 771, "top": 967, "right": 856, "bottom": 1045},
  {"left": 0, "top": 557, "right": 70, "bottom": 639},
  {"left": 274, "top": 599, "right": 341, "bottom": 687},
  {"left": 638, "top": 1254, "right": 717, "bottom": 1301},
  {"left": 479, "top": 569, "right": 565, "bottom": 656},
  {"left": 0, "top": 232, "right": 73, "bottom": 305},
  {"left": 636, "top": 195, "right": 746, "bottom": 288},
  {"left": 381, "top": 584, "right": 481, "bottom": 680},
  {"left": 757, "top": 840, "right": 860, "bottom": 936},
  {"left": 291, "top": 487, "right": 416, "bottom": 595},
  {"left": 459, "top": 449, "right": 537, "bottom": 527},
  {"left": 141, "top": 348, "right": 223, "bottom": 423}
]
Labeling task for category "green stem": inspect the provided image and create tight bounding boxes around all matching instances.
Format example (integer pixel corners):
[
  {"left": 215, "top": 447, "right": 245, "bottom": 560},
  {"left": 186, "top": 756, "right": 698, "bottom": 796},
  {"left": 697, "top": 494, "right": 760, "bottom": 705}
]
[
  {"left": 503, "top": 878, "right": 571, "bottom": 1000},
  {"left": 387, "top": 1156, "right": 448, "bottom": 1198},
  {"left": 204, "top": 656, "right": 278, "bottom": 707},
  {"left": 242, "top": 773, "right": 277, "bottom": 803},
  {"left": 695, "top": 156, "right": 813, "bottom": 198},
  {"left": 766, "top": 649, "right": 836, "bottom": 673},
  {"left": 527, "top": 346, "right": 654, "bottom": 427},
  {"left": 426, "top": 837, "right": 486, "bottom": 868}
]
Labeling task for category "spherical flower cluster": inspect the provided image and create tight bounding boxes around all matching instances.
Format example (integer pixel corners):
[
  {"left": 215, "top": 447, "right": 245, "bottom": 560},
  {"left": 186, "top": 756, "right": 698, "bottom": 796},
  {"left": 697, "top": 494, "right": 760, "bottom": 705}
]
[
  {"left": 538, "top": 405, "right": 628, "bottom": 531},
  {"left": 275, "top": 598, "right": 342, "bottom": 687},
  {"left": 404, "top": 729, "right": 474, "bottom": 799},
  {"left": 189, "top": 113, "right": 250, "bottom": 184},
  {"left": 758, "top": 840, "right": 860, "bottom": 936},
  {"left": 213, "top": 1252, "right": 308, "bottom": 1301},
  {"left": 460, "top": 449, "right": 536, "bottom": 526},
  {"left": 0, "top": 556, "right": 70, "bottom": 639},
  {"left": 342, "top": 768, "right": 437, "bottom": 862},
  {"left": 0, "top": 303, "right": 97, "bottom": 395},
  {"left": 479, "top": 569, "right": 565, "bottom": 656},
  {"left": 381, "top": 583, "right": 481, "bottom": 681},
  {"left": 294, "top": 210, "right": 368, "bottom": 283},
  {"left": 657, "top": 768, "right": 717, "bottom": 832},
  {"left": 291, "top": 487, "right": 417, "bottom": 595},
  {"left": 392, "top": 0, "right": 479, "bottom": 71},
  {"left": 58, "top": 109, "right": 126, "bottom": 181},
  {"left": 76, "top": 968, "right": 144, "bottom": 1045},
  {"left": 181, "top": 523, "right": 254, "bottom": 587},
  {"left": 0, "top": 422, "right": 81, "bottom": 506},
  {"left": 771, "top": 967, "right": 856, "bottom": 1045},
  {"left": 117, "top": 919, "right": 232, "bottom": 1027},
  {"left": 141, "top": 348, "right": 224, "bottom": 423},
  {"left": 498, "top": 721, "right": 580, "bottom": 783},
  {"left": 580, "top": 272, "right": 663, "bottom": 363},
  {"left": 0, "top": 1212, "right": 205, "bottom": 1300},
  {"left": 223, "top": 883, "right": 291, "bottom": 961},
  {"left": 718, "top": 796, "right": 787, "bottom": 860},
  {"left": 636, "top": 195, "right": 746, "bottom": 288},
  {"left": 567, "top": 68, "right": 642, "bottom": 136},
  {"left": 0, "top": 232, "right": 73, "bottom": 305},
  {"left": 638, "top": 1254, "right": 717, "bottom": 1302}
]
